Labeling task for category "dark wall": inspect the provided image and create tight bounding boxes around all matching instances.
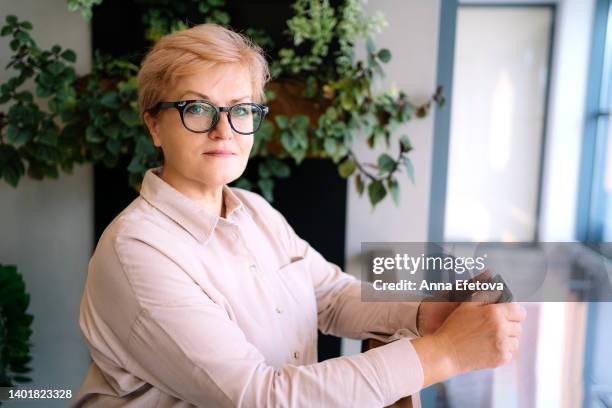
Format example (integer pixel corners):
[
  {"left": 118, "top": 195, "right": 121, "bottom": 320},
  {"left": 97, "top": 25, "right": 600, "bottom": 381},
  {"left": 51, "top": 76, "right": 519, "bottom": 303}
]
[{"left": 91, "top": 0, "right": 347, "bottom": 362}]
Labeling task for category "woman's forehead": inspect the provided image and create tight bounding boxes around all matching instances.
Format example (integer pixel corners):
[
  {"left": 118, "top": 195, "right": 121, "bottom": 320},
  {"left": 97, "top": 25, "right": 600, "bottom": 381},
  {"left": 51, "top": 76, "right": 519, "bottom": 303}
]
[
  {"left": 177, "top": 90, "right": 252, "bottom": 105},
  {"left": 171, "top": 64, "right": 253, "bottom": 103}
]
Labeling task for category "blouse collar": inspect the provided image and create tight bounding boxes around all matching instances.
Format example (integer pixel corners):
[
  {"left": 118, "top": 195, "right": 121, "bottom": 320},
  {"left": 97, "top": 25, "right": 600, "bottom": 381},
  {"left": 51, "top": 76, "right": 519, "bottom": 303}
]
[{"left": 139, "top": 166, "right": 244, "bottom": 244}]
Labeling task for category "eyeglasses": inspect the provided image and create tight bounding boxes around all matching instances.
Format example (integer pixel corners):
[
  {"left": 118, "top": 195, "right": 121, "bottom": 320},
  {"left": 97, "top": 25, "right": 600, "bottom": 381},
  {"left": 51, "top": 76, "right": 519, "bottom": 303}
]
[{"left": 149, "top": 100, "right": 269, "bottom": 135}]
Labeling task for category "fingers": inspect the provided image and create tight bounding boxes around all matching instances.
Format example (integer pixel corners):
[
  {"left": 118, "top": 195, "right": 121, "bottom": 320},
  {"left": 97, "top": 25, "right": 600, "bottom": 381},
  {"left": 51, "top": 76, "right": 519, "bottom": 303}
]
[
  {"left": 469, "top": 290, "right": 502, "bottom": 305},
  {"left": 495, "top": 333, "right": 520, "bottom": 367},
  {"left": 498, "top": 337, "right": 519, "bottom": 350},
  {"left": 505, "top": 321, "right": 522, "bottom": 337},
  {"left": 469, "top": 269, "right": 493, "bottom": 283},
  {"left": 501, "top": 303, "right": 527, "bottom": 322}
]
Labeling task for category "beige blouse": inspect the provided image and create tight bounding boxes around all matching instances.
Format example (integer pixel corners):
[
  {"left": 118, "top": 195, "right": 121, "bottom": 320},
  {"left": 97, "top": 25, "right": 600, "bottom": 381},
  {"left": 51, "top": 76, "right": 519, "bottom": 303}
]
[{"left": 69, "top": 166, "right": 425, "bottom": 407}]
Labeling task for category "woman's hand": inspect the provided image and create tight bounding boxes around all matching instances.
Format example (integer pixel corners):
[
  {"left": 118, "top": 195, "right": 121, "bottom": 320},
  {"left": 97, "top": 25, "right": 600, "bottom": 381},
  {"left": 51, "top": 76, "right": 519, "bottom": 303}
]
[
  {"left": 416, "top": 270, "right": 494, "bottom": 336},
  {"left": 412, "top": 293, "right": 526, "bottom": 387},
  {"left": 416, "top": 300, "right": 459, "bottom": 336}
]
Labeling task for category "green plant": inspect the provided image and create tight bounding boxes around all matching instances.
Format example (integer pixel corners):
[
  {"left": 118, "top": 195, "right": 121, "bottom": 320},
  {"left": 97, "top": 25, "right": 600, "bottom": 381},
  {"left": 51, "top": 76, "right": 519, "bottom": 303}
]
[
  {"left": 0, "top": 15, "right": 161, "bottom": 188},
  {"left": 0, "top": 0, "right": 444, "bottom": 207},
  {"left": 259, "top": 0, "right": 444, "bottom": 205},
  {"left": 67, "top": 0, "right": 104, "bottom": 20},
  {"left": 0, "top": 264, "right": 34, "bottom": 389}
]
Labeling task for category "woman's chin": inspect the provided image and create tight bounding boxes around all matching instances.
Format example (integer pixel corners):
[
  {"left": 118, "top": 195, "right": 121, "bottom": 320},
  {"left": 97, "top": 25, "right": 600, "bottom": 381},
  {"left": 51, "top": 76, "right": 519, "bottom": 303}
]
[{"left": 197, "top": 170, "right": 243, "bottom": 187}]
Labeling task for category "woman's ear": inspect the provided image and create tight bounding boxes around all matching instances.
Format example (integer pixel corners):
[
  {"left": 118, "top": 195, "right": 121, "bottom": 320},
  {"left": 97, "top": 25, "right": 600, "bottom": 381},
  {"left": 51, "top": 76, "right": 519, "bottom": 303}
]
[{"left": 143, "top": 111, "right": 162, "bottom": 147}]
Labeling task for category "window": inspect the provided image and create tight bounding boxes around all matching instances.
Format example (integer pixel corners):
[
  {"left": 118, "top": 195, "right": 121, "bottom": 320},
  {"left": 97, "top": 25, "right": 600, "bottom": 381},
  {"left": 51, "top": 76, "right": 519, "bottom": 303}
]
[
  {"left": 578, "top": 0, "right": 612, "bottom": 243},
  {"left": 443, "top": 5, "right": 555, "bottom": 242}
]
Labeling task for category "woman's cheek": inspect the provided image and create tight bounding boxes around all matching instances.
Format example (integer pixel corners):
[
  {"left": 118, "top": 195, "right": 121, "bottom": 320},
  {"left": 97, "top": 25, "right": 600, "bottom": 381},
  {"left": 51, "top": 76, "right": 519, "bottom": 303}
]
[{"left": 241, "top": 136, "right": 254, "bottom": 158}]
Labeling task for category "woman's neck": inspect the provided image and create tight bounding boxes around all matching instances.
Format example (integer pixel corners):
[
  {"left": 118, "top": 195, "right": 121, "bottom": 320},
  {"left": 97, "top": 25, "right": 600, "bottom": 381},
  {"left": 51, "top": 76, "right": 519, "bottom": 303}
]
[{"left": 159, "top": 165, "right": 225, "bottom": 218}]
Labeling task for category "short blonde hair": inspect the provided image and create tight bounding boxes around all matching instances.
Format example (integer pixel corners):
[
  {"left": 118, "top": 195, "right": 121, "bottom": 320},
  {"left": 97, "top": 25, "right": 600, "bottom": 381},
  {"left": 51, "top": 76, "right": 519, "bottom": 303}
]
[{"left": 137, "top": 23, "right": 269, "bottom": 121}]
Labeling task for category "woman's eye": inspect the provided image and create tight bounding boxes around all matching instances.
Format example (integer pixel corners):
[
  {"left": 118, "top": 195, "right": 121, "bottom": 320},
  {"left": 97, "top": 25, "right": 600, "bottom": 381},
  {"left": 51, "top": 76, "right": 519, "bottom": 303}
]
[
  {"left": 187, "top": 105, "right": 203, "bottom": 114},
  {"left": 234, "top": 107, "right": 250, "bottom": 116}
]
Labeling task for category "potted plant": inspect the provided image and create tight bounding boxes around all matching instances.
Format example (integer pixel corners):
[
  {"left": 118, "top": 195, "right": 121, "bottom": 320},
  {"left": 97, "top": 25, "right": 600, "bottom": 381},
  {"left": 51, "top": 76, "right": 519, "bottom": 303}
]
[{"left": 0, "top": 264, "right": 34, "bottom": 391}]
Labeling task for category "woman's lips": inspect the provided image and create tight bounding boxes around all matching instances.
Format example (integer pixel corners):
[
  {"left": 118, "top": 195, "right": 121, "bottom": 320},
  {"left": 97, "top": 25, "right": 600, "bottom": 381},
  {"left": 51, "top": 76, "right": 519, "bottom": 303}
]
[{"left": 203, "top": 150, "right": 236, "bottom": 157}]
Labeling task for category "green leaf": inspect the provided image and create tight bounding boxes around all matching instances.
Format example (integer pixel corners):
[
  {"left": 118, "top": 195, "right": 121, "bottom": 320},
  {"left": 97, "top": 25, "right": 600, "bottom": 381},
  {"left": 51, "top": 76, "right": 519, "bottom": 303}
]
[
  {"left": 290, "top": 115, "right": 309, "bottom": 129},
  {"left": 102, "top": 124, "right": 120, "bottom": 140},
  {"left": 258, "top": 161, "right": 271, "bottom": 178},
  {"left": 47, "top": 62, "right": 64, "bottom": 75},
  {"left": 211, "top": 10, "right": 230, "bottom": 25},
  {"left": 232, "top": 177, "right": 252, "bottom": 190},
  {"left": 340, "top": 93, "right": 353, "bottom": 111},
  {"left": 1, "top": 26, "right": 12, "bottom": 36},
  {"left": 6, "top": 126, "right": 33, "bottom": 145},
  {"left": 14, "top": 91, "right": 32, "bottom": 103},
  {"left": 366, "top": 36, "right": 375, "bottom": 56},
  {"left": 387, "top": 178, "right": 399, "bottom": 205},
  {"left": 135, "top": 136, "right": 157, "bottom": 156},
  {"left": 105, "top": 138, "right": 121, "bottom": 155},
  {"left": 275, "top": 115, "right": 289, "bottom": 129},
  {"left": 0, "top": 146, "right": 25, "bottom": 187},
  {"left": 399, "top": 135, "right": 412, "bottom": 153},
  {"left": 60, "top": 49, "right": 76, "bottom": 63},
  {"left": 323, "top": 138, "right": 337, "bottom": 157},
  {"left": 377, "top": 153, "right": 395, "bottom": 174},
  {"left": 15, "top": 31, "right": 30, "bottom": 44},
  {"left": 338, "top": 158, "right": 356, "bottom": 178},
  {"left": 127, "top": 157, "right": 145, "bottom": 173},
  {"left": 19, "top": 21, "right": 33, "bottom": 30},
  {"left": 368, "top": 180, "right": 386, "bottom": 207},
  {"left": 280, "top": 131, "right": 297, "bottom": 151},
  {"left": 85, "top": 126, "right": 103, "bottom": 143},
  {"left": 100, "top": 92, "right": 119, "bottom": 108},
  {"left": 38, "top": 130, "right": 58, "bottom": 146},
  {"left": 36, "top": 84, "right": 53, "bottom": 98},
  {"left": 267, "top": 159, "right": 290, "bottom": 178},
  {"left": 292, "top": 149, "right": 306, "bottom": 164},
  {"left": 48, "top": 98, "right": 61, "bottom": 114},
  {"left": 6, "top": 15, "right": 18, "bottom": 25},
  {"left": 119, "top": 109, "right": 140, "bottom": 127},
  {"left": 377, "top": 48, "right": 391, "bottom": 63},
  {"left": 257, "top": 178, "right": 274, "bottom": 202},
  {"left": 355, "top": 173, "right": 364, "bottom": 196},
  {"left": 403, "top": 157, "right": 415, "bottom": 184}
]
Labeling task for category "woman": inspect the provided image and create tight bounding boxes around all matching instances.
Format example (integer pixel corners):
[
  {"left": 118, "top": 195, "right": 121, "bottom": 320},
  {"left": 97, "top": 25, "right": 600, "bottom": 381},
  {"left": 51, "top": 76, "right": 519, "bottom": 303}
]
[{"left": 70, "top": 23, "right": 525, "bottom": 407}]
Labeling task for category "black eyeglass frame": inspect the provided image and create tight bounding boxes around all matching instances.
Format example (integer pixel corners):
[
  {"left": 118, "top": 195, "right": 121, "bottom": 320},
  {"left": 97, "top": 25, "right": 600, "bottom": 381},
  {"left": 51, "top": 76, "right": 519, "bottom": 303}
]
[{"left": 149, "top": 99, "right": 270, "bottom": 135}]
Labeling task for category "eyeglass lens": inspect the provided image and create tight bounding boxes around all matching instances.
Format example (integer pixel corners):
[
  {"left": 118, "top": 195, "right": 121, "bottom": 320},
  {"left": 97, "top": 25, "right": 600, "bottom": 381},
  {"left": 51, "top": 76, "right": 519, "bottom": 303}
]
[{"left": 182, "top": 102, "right": 263, "bottom": 134}]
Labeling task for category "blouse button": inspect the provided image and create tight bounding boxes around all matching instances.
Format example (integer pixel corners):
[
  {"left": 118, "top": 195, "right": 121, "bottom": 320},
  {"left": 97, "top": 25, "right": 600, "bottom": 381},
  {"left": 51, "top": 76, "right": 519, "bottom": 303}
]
[
  {"left": 292, "top": 351, "right": 300, "bottom": 360},
  {"left": 275, "top": 306, "right": 283, "bottom": 314}
]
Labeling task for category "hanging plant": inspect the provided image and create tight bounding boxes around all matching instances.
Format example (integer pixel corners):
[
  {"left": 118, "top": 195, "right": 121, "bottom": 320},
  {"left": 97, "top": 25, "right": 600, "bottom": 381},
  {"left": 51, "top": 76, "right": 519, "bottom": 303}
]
[
  {"left": 0, "top": 0, "right": 444, "bottom": 207},
  {"left": 0, "top": 264, "right": 34, "bottom": 389}
]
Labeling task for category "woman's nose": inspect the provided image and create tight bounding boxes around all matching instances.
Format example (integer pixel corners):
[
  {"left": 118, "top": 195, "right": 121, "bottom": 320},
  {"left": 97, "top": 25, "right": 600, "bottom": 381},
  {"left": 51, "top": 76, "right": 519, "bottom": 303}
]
[{"left": 209, "top": 112, "right": 233, "bottom": 139}]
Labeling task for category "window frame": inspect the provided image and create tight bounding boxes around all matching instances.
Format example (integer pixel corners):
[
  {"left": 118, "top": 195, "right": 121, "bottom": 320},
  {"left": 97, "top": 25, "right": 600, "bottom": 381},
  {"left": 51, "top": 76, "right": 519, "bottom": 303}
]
[
  {"left": 576, "top": 0, "right": 612, "bottom": 244},
  {"left": 428, "top": 1, "right": 557, "bottom": 243}
]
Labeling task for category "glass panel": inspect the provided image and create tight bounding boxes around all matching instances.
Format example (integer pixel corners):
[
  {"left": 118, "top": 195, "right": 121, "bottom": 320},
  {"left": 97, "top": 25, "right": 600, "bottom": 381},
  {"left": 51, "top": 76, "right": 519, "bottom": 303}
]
[
  {"left": 589, "top": 1, "right": 612, "bottom": 243},
  {"left": 444, "top": 6, "right": 554, "bottom": 242},
  {"left": 599, "top": 3, "right": 612, "bottom": 241},
  {"left": 601, "top": 117, "right": 611, "bottom": 241}
]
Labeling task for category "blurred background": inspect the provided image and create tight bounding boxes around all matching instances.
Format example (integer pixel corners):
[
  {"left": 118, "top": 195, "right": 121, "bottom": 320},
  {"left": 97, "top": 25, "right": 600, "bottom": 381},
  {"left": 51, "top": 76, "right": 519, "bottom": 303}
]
[{"left": 0, "top": 0, "right": 611, "bottom": 407}]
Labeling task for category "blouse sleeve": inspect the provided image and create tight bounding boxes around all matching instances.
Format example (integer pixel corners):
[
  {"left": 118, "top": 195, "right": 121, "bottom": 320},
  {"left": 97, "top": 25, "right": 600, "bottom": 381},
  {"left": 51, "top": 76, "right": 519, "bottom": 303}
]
[{"left": 82, "top": 223, "right": 424, "bottom": 407}]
